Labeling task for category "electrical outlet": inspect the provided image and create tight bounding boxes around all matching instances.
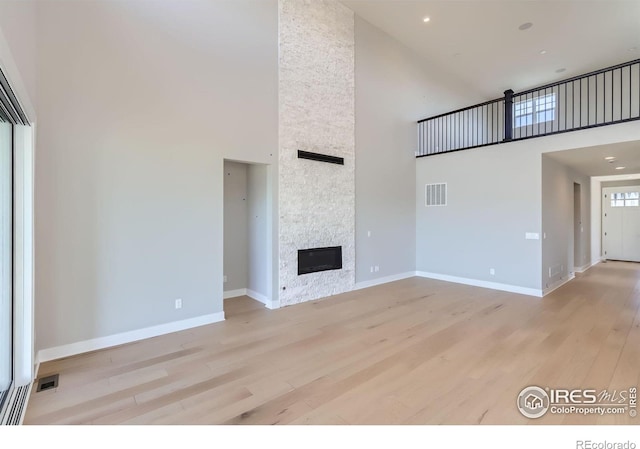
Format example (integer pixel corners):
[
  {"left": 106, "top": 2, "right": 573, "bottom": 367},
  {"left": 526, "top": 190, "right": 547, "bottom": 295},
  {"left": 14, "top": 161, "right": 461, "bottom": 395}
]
[
  {"left": 374, "top": 266, "right": 379, "bottom": 272},
  {"left": 490, "top": 268, "right": 495, "bottom": 275},
  {"left": 367, "top": 231, "right": 371, "bottom": 237},
  {"left": 223, "top": 275, "right": 227, "bottom": 283},
  {"left": 175, "top": 298, "right": 182, "bottom": 309}
]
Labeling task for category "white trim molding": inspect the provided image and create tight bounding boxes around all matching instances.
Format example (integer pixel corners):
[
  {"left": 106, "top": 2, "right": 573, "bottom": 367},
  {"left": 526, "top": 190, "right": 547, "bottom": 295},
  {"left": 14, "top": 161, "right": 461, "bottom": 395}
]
[
  {"left": 542, "top": 274, "right": 575, "bottom": 297},
  {"left": 415, "top": 271, "right": 543, "bottom": 297},
  {"left": 12, "top": 124, "right": 35, "bottom": 387},
  {"left": 247, "top": 289, "right": 279, "bottom": 310},
  {"left": 224, "top": 288, "right": 279, "bottom": 309},
  {"left": 36, "top": 312, "right": 225, "bottom": 363},
  {"left": 223, "top": 288, "right": 247, "bottom": 299},
  {"left": 354, "top": 272, "right": 415, "bottom": 291},
  {"left": 575, "top": 260, "right": 601, "bottom": 274}
]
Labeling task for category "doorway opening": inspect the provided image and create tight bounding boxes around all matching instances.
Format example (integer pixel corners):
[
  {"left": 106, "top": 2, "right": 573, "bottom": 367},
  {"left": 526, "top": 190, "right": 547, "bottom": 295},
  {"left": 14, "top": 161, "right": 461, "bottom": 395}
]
[
  {"left": 602, "top": 185, "right": 640, "bottom": 262},
  {"left": 573, "top": 182, "right": 582, "bottom": 272},
  {"left": 223, "top": 160, "right": 273, "bottom": 317}
]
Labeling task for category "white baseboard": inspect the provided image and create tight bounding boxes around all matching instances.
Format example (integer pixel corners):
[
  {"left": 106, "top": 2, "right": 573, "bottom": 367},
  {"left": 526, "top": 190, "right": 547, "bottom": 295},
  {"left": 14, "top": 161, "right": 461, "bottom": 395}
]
[
  {"left": 247, "top": 289, "right": 279, "bottom": 309},
  {"left": 415, "top": 271, "right": 543, "bottom": 297},
  {"left": 223, "top": 288, "right": 247, "bottom": 299},
  {"left": 576, "top": 259, "right": 602, "bottom": 273},
  {"left": 36, "top": 312, "right": 225, "bottom": 363},
  {"left": 354, "top": 271, "right": 416, "bottom": 291},
  {"left": 574, "top": 260, "right": 598, "bottom": 273},
  {"left": 225, "top": 287, "right": 279, "bottom": 309},
  {"left": 543, "top": 274, "right": 575, "bottom": 296},
  {"left": 542, "top": 273, "right": 576, "bottom": 296}
]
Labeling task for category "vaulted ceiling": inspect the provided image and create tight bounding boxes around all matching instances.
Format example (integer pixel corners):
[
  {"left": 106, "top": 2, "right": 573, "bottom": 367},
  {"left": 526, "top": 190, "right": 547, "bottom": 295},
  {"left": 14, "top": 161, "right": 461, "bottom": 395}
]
[{"left": 343, "top": 1, "right": 640, "bottom": 99}]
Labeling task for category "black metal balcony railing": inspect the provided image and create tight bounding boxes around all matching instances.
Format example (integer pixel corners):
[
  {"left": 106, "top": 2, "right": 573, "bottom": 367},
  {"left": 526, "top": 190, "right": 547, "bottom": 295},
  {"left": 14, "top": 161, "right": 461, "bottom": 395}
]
[{"left": 417, "top": 59, "right": 640, "bottom": 157}]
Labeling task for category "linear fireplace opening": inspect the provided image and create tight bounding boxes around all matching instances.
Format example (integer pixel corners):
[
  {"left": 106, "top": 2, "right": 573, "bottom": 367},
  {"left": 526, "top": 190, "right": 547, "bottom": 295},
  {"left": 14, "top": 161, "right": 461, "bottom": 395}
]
[{"left": 298, "top": 246, "right": 342, "bottom": 275}]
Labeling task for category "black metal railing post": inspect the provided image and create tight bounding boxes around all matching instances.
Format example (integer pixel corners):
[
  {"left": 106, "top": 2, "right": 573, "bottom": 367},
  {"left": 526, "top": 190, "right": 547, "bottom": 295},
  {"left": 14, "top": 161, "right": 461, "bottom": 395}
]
[{"left": 503, "top": 89, "right": 514, "bottom": 142}]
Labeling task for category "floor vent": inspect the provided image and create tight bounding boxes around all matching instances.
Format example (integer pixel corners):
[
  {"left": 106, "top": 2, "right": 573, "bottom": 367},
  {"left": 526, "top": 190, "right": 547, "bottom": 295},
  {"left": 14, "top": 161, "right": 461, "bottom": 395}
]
[
  {"left": 36, "top": 374, "right": 59, "bottom": 392},
  {"left": 1, "top": 385, "right": 30, "bottom": 425}
]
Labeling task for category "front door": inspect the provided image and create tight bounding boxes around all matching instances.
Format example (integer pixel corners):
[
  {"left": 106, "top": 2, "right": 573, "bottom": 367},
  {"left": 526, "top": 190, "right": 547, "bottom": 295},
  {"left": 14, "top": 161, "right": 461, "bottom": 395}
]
[{"left": 603, "top": 186, "right": 640, "bottom": 262}]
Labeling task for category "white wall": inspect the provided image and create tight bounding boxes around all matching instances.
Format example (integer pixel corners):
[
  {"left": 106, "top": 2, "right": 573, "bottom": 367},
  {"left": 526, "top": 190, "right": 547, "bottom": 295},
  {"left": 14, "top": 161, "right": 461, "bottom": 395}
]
[
  {"left": 416, "top": 120, "right": 640, "bottom": 294},
  {"left": 248, "top": 164, "right": 269, "bottom": 299},
  {"left": 354, "top": 16, "right": 478, "bottom": 284},
  {"left": 601, "top": 179, "right": 640, "bottom": 188},
  {"left": 416, "top": 143, "right": 543, "bottom": 290},
  {"left": 0, "top": 0, "right": 36, "bottom": 120},
  {"left": 34, "top": 0, "right": 278, "bottom": 351},
  {"left": 223, "top": 161, "right": 249, "bottom": 292}
]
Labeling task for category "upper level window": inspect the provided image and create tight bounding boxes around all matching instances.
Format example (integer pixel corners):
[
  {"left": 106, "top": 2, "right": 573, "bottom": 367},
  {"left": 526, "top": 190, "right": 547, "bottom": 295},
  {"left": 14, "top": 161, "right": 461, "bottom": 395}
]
[
  {"left": 611, "top": 192, "right": 639, "bottom": 207},
  {"left": 514, "top": 93, "right": 556, "bottom": 127}
]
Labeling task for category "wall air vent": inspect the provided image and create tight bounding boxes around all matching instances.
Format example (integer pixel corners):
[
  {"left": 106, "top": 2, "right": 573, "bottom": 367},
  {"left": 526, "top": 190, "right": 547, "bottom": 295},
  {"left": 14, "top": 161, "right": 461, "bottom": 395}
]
[{"left": 425, "top": 183, "right": 447, "bottom": 207}]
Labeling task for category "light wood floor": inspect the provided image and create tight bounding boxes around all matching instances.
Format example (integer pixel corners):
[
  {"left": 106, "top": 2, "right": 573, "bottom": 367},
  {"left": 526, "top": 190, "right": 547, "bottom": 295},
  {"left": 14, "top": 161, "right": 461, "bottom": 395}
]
[{"left": 25, "top": 262, "right": 640, "bottom": 425}]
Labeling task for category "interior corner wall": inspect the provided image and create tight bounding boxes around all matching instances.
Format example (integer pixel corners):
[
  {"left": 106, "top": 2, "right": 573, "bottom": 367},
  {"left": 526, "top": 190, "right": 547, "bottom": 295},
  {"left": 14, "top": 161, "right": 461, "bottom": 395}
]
[
  {"left": 247, "top": 164, "right": 270, "bottom": 299},
  {"left": 541, "top": 155, "right": 591, "bottom": 290},
  {"left": 353, "top": 17, "right": 478, "bottom": 285},
  {"left": 223, "top": 161, "right": 249, "bottom": 292},
  {"left": 278, "top": 0, "right": 355, "bottom": 306},
  {"left": 34, "top": 0, "right": 278, "bottom": 352}
]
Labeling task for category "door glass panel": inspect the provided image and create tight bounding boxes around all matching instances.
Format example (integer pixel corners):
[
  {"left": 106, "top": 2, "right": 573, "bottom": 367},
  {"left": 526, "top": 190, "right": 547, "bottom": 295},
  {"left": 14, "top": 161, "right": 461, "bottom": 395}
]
[{"left": 0, "top": 121, "right": 12, "bottom": 408}]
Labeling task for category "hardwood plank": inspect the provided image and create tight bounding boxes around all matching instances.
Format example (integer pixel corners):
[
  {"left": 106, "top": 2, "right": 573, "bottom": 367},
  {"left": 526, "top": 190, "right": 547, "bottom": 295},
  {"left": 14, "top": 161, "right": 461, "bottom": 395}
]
[{"left": 24, "top": 262, "right": 640, "bottom": 425}]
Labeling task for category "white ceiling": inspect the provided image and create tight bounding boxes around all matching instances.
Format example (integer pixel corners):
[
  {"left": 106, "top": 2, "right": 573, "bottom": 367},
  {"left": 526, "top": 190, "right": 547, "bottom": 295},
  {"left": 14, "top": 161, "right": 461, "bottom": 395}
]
[
  {"left": 545, "top": 140, "right": 640, "bottom": 176},
  {"left": 343, "top": 0, "right": 640, "bottom": 99}
]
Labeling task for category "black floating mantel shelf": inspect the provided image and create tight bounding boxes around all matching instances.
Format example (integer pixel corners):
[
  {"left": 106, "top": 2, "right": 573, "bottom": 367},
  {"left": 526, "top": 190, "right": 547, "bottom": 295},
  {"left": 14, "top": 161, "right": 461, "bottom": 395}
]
[{"left": 297, "top": 150, "right": 344, "bottom": 165}]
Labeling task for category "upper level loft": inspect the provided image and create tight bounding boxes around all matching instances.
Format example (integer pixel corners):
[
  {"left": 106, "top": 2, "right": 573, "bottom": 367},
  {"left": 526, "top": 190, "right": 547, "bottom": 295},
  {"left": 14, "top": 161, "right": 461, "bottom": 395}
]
[{"left": 417, "top": 59, "right": 640, "bottom": 157}]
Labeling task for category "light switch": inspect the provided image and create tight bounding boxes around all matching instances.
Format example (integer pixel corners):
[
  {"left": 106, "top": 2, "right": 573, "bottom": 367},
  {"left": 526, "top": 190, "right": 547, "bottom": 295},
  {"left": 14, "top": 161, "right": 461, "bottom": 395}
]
[{"left": 525, "top": 232, "right": 540, "bottom": 240}]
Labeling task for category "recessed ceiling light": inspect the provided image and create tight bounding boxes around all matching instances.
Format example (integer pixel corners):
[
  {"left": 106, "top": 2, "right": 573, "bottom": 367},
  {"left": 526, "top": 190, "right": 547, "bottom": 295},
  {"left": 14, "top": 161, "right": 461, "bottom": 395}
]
[
  {"left": 540, "top": 50, "right": 547, "bottom": 55},
  {"left": 556, "top": 68, "right": 566, "bottom": 73},
  {"left": 615, "top": 166, "right": 626, "bottom": 170},
  {"left": 519, "top": 22, "right": 533, "bottom": 31},
  {"left": 423, "top": 16, "right": 431, "bottom": 23},
  {"left": 604, "top": 156, "right": 616, "bottom": 160}
]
